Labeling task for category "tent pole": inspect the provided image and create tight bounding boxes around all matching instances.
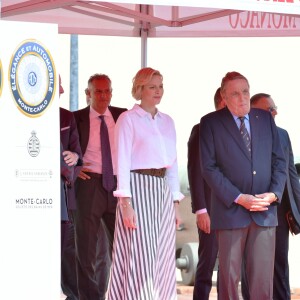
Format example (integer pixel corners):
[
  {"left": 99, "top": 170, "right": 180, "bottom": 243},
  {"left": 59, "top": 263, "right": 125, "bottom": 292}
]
[
  {"left": 140, "top": 4, "right": 149, "bottom": 68},
  {"left": 141, "top": 29, "right": 147, "bottom": 68},
  {"left": 70, "top": 34, "right": 78, "bottom": 111}
]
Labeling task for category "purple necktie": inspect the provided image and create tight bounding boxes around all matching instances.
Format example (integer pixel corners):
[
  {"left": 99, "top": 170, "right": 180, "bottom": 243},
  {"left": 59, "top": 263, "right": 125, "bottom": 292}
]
[{"left": 99, "top": 115, "right": 114, "bottom": 192}]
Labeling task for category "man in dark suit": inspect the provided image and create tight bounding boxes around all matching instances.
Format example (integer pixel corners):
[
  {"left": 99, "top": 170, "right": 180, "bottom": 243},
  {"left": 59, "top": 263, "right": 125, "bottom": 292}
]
[
  {"left": 73, "top": 74, "right": 127, "bottom": 300},
  {"left": 249, "top": 93, "right": 300, "bottom": 300},
  {"left": 199, "top": 71, "right": 286, "bottom": 299},
  {"left": 187, "top": 87, "right": 225, "bottom": 300},
  {"left": 59, "top": 76, "right": 83, "bottom": 300}
]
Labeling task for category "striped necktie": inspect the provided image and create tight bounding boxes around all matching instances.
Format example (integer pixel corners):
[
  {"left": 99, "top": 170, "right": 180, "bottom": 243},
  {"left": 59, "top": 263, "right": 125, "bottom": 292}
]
[{"left": 239, "top": 116, "right": 251, "bottom": 157}]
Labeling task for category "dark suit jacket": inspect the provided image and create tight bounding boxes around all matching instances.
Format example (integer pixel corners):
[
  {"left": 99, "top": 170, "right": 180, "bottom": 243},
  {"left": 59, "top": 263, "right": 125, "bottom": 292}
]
[
  {"left": 60, "top": 107, "right": 83, "bottom": 212},
  {"left": 187, "top": 123, "right": 211, "bottom": 213},
  {"left": 199, "top": 107, "right": 286, "bottom": 230},
  {"left": 60, "top": 142, "right": 73, "bottom": 221},
  {"left": 73, "top": 105, "right": 127, "bottom": 156},
  {"left": 278, "top": 126, "right": 300, "bottom": 225}
]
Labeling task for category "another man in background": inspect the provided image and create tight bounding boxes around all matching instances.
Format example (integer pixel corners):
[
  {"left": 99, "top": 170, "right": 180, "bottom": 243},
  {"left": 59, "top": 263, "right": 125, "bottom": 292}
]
[
  {"left": 73, "top": 74, "right": 126, "bottom": 300},
  {"left": 187, "top": 87, "right": 225, "bottom": 300},
  {"left": 199, "top": 71, "right": 286, "bottom": 299},
  {"left": 59, "top": 76, "right": 82, "bottom": 300},
  {"left": 84, "top": 83, "right": 111, "bottom": 299},
  {"left": 249, "top": 93, "right": 300, "bottom": 300},
  {"left": 85, "top": 87, "right": 90, "bottom": 105}
]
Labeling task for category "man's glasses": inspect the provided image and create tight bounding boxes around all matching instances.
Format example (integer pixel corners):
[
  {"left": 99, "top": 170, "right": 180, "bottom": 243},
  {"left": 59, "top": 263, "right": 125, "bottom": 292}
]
[{"left": 269, "top": 106, "right": 278, "bottom": 113}]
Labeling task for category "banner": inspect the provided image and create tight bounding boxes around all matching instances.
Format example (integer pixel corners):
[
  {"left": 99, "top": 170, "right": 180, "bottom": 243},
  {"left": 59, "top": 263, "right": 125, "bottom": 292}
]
[
  {"left": 0, "top": 20, "right": 60, "bottom": 300},
  {"left": 107, "top": 0, "right": 300, "bottom": 14}
]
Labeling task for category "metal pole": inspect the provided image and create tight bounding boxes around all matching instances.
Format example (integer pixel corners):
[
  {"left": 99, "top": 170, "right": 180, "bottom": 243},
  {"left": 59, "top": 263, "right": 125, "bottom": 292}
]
[
  {"left": 140, "top": 5, "right": 148, "bottom": 68},
  {"left": 141, "top": 28, "right": 147, "bottom": 68},
  {"left": 70, "top": 34, "right": 78, "bottom": 111}
]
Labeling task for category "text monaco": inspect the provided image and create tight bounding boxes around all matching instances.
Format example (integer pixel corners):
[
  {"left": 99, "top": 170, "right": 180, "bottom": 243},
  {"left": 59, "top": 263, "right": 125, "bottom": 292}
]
[{"left": 229, "top": 12, "right": 296, "bottom": 29}]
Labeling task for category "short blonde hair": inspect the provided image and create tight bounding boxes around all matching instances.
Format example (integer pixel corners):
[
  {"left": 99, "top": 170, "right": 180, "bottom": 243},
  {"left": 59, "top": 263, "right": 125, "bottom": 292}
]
[{"left": 131, "top": 67, "right": 163, "bottom": 100}]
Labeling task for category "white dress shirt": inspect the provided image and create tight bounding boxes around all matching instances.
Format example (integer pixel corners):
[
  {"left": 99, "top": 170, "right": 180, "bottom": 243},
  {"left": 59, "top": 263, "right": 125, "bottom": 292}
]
[{"left": 113, "top": 104, "right": 184, "bottom": 201}]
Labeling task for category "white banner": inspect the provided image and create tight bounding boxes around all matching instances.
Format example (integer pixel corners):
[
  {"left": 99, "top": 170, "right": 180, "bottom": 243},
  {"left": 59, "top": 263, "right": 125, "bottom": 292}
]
[
  {"left": 106, "top": 0, "right": 300, "bottom": 14},
  {"left": 0, "top": 20, "right": 60, "bottom": 300}
]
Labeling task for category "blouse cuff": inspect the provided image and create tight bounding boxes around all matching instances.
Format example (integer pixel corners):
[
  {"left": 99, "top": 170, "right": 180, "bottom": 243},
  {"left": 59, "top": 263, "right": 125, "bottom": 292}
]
[
  {"left": 113, "top": 189, "right": 132, "bottom": 198},
  {"left": 172, "top": 191, "right": 185, "bottom": 202}
]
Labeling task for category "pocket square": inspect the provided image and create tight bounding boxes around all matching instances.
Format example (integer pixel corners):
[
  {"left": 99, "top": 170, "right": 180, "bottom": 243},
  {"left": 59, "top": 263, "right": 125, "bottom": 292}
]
[{"left": 61, "top": 126, "right": 70, "bottom": 131}]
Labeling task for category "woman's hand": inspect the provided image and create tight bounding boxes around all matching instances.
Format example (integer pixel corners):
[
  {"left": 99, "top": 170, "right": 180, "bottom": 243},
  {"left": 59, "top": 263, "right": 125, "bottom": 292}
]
[
  {"left": 174, "top": 202, "right": 183, "bottom": 230},
  {"left": 119, "top": 197, "right": 137, "bottom": 229}
]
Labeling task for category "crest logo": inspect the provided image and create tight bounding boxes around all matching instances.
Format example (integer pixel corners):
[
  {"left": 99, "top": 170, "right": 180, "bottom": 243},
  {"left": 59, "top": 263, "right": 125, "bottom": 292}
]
[
  {"left": 0, "top": 59, "right": 3, "bottom": 97},
  {"left": 27, "top": 130, "right": 40, "bottom": 157},
  {"left": 9, "top": 40, "right": 56, "bottom": 117}
]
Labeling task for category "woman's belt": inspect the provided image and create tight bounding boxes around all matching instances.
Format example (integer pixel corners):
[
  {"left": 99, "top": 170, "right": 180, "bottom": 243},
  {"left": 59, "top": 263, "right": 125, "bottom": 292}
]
[{"left": 131, "top": 168, "right": 166, "bottom": 178}]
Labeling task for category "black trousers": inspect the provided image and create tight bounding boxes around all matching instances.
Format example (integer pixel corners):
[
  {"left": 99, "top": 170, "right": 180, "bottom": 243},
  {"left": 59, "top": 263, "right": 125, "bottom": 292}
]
[
  {"left": 61, "top": 218, "right": 111, "bottom": 300},
  {"left": 193, "top": 228, "right": 218, "bottom": 300},
  {"left": 61, "top": 220, "right": 79, "bottom": 300},
  {"left": 74, "top": 174, "right": 117, "bottom": 300},
  {"left": 273, "top": 197, "right": 291, "bottom": 300}
]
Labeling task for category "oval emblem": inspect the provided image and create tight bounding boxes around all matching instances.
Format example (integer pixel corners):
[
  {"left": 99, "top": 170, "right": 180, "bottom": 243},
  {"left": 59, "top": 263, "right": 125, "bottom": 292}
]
[{"left": 9, "top": 40, "right": 56, "bottom": 117}]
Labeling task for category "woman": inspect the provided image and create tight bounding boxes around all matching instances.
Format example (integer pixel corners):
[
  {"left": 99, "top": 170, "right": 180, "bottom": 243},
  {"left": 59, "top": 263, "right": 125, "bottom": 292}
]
[{"left": 108, "top": 67, "right": 184, "bottom": 300}]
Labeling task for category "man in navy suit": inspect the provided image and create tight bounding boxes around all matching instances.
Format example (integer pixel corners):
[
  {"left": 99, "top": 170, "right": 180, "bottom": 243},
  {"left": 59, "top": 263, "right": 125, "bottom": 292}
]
[
  {"left": 249, "top": 93, "right": 300, "bottom": 300},
  {"left": 73, "top": 74, "right": 127, "bottom": 300},
  {"left": 199, "top": 72, "right": 286, "bottom": 299},
  {"left": 59, "top": 76, "right": 83, "bottom": 300},
  {"left": 187, "top": 87, "right": 225, "bottom": 300}
]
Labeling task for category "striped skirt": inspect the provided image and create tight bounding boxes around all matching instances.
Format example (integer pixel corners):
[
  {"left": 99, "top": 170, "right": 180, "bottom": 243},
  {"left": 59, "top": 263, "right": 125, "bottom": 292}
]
[{"left": 107, "top": 172, "right": 177, "bottom": 300}]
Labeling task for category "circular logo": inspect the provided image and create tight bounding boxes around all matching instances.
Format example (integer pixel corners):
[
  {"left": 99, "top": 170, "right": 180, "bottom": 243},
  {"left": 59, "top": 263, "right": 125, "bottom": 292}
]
[
  {"left": 9, "top": 40, "right": 56, "bottom": 117},
  {"left": 0, "top": 59, "right": 3, "bottom": 97}
]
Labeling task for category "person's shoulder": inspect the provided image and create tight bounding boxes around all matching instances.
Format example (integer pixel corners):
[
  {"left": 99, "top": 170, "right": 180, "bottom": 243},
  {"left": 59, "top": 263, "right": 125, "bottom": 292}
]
[
  {"left": 200, "top": 108, "right": 220, "bottom": 122},
  {"left": 109, "top": 105, "right": 127, "bottom": 113},
  {"left": 157, "top": 111, "right": 175, "bottom": 125},
  {"left": 277, "top": 126, "right": 288, "bottom": 134},
  {"left": 277, "top": 126, "right": 289, "bottom": 140},
  {"left": 60, "top": 107, "right": 73, "bottom": 119},
  {"left": 250, "top": 107, "right": 270, "bottom": 118},
  {"left": 73, "top": 106, "right": 89, "bottom": 116},
  {"left": 60, "top": 107, "right": 71, "bottom": 114},
  {"left": 191, "top": 123, "right": 200, "bottom": 131},
  {"left": 158, "top": 110, "right": 171, "bottom": 118}
]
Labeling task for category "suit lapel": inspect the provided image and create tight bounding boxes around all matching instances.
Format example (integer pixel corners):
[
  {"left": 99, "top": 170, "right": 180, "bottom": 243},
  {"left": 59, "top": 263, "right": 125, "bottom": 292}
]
[
  {"left": 249, "top": 110, "right": 260, "bottom": 161},
  {"left": 77, "top": 106, "right": 90, "bottom": 155}
]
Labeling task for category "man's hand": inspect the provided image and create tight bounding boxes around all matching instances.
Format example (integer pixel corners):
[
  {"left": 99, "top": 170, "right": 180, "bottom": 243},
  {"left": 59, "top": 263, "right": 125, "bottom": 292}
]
[
  {"left": 237, "top": 194, "right": 270, "bottom": 211},
  {"left": 77, "top": 162, "right": 92, "bottom": 180},
  {"left": 63, "top": 150, "right": 78, "bottom": 166},
  {"left": 196, "top": 213, "right": 211, "bottom": 234},
  {"left": 255, "top": 192, "right": 278, "bottom": 204}
]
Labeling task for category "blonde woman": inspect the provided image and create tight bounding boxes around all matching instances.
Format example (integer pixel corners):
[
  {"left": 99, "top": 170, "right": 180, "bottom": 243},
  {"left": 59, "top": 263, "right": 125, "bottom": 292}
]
[{"left": 108, "top": 67, "right": 184, "bottom": 300}]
